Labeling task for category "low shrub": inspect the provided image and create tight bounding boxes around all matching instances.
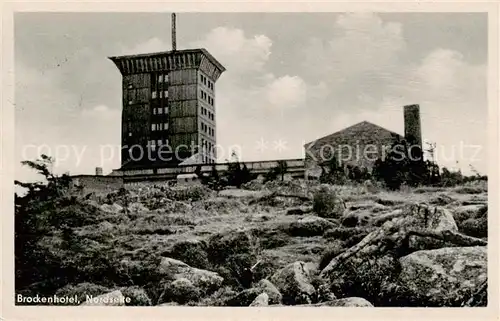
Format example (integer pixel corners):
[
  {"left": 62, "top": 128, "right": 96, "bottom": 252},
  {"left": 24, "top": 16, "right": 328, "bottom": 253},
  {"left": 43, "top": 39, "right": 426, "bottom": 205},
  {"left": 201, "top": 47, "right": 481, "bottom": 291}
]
[
  {"left": 121, "top": 286, "right": 152, "bottom": 306},
  {"left": 318, "top": 241, "right": 345, "bottom": 271},
  {"left": 312, "top": 185, "right": 345, "bottom": 218}
]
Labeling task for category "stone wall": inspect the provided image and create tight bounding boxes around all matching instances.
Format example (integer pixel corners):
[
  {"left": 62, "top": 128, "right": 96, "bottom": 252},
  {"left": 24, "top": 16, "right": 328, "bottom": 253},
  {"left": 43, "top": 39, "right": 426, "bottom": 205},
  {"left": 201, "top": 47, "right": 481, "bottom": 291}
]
[
  {"left": 70, "top": 175, "right": 124, "bottom": 194},
  {"left": 304, "top": 121, "right": 402, "bottom": 179}
]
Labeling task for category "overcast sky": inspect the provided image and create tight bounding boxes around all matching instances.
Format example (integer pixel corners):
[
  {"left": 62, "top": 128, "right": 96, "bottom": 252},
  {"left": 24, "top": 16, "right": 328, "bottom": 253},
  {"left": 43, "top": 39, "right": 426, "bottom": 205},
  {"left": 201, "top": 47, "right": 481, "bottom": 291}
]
[{"left": 15, "top": 12, "right": 488, "bottom": 181}]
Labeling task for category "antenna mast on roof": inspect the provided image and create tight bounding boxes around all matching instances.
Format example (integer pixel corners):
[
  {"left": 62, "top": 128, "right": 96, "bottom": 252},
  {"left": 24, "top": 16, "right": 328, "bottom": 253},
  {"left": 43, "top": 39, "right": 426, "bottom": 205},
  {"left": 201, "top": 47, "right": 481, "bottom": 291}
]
[{"left": 171, "top": 13, "right": 177, "bottom": 51}]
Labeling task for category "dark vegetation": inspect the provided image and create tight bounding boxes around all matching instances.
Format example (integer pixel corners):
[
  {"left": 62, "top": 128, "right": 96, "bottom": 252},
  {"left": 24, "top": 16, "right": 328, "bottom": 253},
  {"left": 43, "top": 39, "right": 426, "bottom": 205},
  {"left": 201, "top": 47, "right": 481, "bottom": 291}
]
[{"left": 318, "top": 140, "right": 487, "bottom": 190}]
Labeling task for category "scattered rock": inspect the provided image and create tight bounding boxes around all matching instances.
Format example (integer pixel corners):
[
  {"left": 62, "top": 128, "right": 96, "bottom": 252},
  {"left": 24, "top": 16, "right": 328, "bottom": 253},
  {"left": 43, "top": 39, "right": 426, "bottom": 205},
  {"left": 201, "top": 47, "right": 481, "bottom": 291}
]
[
  {"left": 250, "top": 292, "right": 269, "bottom": 306},
  {"left": 308, "top": 297, "right": 374, "bottom": 307},
  {"left": 100, "top": 203, "right": 123, "bottom": 213},
  {"left": 375, "top": 198, "right": 399, "bottom": 206},
  {"left": 159, "top": 277, "right": 201, "bottom": 304},
  {"left": 453, "top": 205, "right": 487, "bottom": 223},
  {"left": 429, "top": 193, "right": 455, "bottom": 206},
  {"left": 127, "top": 202, "right": 150, "bottom": 213},
  {"left": 363, "top": 180, "right": 379, "bottom": 194},
  {"left": 254, "top": 279, "right": 282, "bottom": 304},
  {"left": 370, "top": 209, "right": 404, "bottom": 226},
  {"left": 224, "top": 288, "right": 261, "bottom": 306},
  {"left": 80, "top": 290, "right": 127, "bottom": 306},
  {"left": 285, "top": 215, "right": 336, "bottom": 237},
  {"left": 286, "top": 206, "right": 312, "bottom": 215},
  {"left": 341, "top": 211, "right": 372, "bottom": 227},
  {"left": 401, "top": 204, "right": 458, "bottom": 251},
  {"left": 157, "top": 257, "right": 224, "bottom": 295},
  {"left": 389, "top": 246, "right": 487, "bottom": 306},
  {"left": 270, "top": 261, "right": 316, "bottom": 305}
]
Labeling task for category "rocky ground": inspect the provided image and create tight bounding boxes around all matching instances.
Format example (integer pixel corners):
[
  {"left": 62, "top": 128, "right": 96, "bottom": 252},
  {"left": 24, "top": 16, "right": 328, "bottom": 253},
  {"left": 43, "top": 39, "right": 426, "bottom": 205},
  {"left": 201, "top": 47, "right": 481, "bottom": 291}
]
[{"left": 20, "top": 179, "right": 488, "bottom": 307}]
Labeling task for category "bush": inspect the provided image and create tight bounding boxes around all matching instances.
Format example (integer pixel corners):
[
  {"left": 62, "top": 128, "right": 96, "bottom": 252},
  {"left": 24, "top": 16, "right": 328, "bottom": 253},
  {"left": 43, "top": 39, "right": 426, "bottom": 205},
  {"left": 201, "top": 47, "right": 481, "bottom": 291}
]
[
  {"left": 166, "top": 240, "right": 210, "bottom": 269},
  {"left": 312, "top": 186, "right": 346, "bottom": 218},
  {"left": 121, "top": 286, "right": 152, "bottom": 306},
  {"left": 329, "top": 254, "right": 401, "bottom": 306},
  {"left": 318, "top": 241, "right": 345, "bottom": 271}
]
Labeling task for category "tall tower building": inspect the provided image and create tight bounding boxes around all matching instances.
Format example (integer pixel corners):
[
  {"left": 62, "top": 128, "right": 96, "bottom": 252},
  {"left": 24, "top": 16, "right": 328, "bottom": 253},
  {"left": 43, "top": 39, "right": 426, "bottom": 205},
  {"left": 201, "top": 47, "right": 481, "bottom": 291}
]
[{"left": 109, "top": 17, "right": 225, "bottom": 170}]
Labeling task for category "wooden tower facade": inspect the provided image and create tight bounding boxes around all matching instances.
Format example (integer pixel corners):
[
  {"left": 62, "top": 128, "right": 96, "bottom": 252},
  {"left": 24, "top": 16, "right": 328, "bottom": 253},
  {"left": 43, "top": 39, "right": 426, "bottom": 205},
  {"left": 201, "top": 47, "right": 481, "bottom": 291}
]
[{"left": 109, "top": 16, "right": 225, "bottom": 170}]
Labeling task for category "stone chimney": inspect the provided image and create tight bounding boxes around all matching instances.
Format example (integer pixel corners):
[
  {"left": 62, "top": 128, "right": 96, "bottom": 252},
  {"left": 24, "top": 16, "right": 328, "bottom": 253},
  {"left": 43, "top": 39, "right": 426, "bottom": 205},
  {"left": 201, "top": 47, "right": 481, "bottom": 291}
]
[
  {"left": 404, "top": 104, "right": 423, "bottom": 160},
  {"left": 95, "top": 167, "right": 103, "bottom": 176}
]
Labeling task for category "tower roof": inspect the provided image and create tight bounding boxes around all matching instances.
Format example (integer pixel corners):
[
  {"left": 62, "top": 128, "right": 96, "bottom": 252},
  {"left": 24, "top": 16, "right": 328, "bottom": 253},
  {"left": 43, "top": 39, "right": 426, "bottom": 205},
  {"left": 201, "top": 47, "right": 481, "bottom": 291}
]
[{"left": 109, "top": 48, "right": 226, "bottom": 80}]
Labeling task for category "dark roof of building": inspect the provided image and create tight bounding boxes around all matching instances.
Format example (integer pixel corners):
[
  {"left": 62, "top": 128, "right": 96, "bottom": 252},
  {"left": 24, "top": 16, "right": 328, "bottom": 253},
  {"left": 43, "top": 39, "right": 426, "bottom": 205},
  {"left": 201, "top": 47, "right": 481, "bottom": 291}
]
[
  {"left": 108, "top": 48, "right": 226, "bottom": 74},
  {"left": 304, "top": 121, "right": 403, "bottom": 147}
]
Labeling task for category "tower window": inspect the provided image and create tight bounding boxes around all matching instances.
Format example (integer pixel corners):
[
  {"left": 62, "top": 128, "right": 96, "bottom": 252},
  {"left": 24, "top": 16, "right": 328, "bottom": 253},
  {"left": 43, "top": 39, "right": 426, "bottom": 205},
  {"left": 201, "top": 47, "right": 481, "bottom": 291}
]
[
  {"left": 164, "top": 122, "right": 168, "bottom": 130},
  {"left": 164, "top": 106, "right": 168, "bottom": 114},
  {"left": 164, "top": 90, "right": 168, "bottom": 98},
  {"left": 158, "top": 108, "right": 163, "bottom": 115},
  {"left": 152, "top": 124, "right": 156, "bottom": 131},
  {"left": 152, "top": 91, "right": 157, "bottom": 99},
  {"left": 158, "top": 74, "right": 163, "bottom": 83}
]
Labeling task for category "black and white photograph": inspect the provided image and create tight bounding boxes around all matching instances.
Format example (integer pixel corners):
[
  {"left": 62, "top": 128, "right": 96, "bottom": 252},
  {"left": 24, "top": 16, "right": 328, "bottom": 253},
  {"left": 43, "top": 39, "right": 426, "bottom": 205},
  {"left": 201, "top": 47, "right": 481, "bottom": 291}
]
[{"left": 4, "top": 5, "right": 497, "bottom": 315}]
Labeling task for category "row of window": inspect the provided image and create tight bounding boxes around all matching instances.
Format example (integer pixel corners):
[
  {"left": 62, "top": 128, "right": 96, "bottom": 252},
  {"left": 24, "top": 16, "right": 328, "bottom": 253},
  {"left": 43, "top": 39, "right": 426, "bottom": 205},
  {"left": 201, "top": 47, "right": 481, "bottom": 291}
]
[
  {"left": 201, "top": 107, "right": 214, "bottom": 121},
  {"left": 147, "top": 139, "right": 169, "bottom": 151},
  {"left": 153, "top": 107, "right": 169, "bottom": 115},
  {"left": 201, "top": 138, "right": 214, "bottom": 152},
  {"left": 151, "top": 123, "right": 169, "bottom": 131},
  {"left": 158, "top": 74, "right": 170, "bottom": 83},
  {"left": 152, "top": 90, "right": 168, "bottom": 99},
  {"left": 200, "top": 90, "right": 214, "bottom": 106},
  {"left": 201, "top": 122, "right": 215, "bottom": 137},
  {"left": 200, "top": 74, "right": 214, "bottom": 90}
]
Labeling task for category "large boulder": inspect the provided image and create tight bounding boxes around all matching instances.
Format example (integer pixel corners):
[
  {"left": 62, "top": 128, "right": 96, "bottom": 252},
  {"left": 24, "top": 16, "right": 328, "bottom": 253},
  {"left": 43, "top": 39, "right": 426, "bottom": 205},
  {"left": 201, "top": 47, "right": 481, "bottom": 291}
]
[
  {"left": 308, "top": 297, "right": 374, "bottom": 307},
  {"left": 398, "top": 204, "right": 458, "bottom": 251},
  {"left": 159, "top": 278, "right": 201, "bottom": 304},
  {"left": 319, "top": 204, "right": 476, "bottom": 306},
  {"left": 157, "top": 257, "right": 223, "bottom": 295},
  {"left": 284, "top": 216, "right": 336, "bottom": 237},
  {"left": 250, "top": 292, "right": 269, "bottom": 306},
  {"left": 100, "top": 203, "right": 123, "bottom": 213},
  {"left": 387, "top": 246, "right": 487, "bottom": 306},
  {"left": 223, "top": 278, "right": 282, "bottom": 306},
  {"left": 224, "top": 288, "right": 262, "bottom": 306},
  {"left": 270, "top": 261, "right": 316, "bottom": 305},
  {"left": 127, "top": 202, "right": 150, "bottom": 213},
  {"left": 254, "top": 279, "right": 282, "bottom": 304}
]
